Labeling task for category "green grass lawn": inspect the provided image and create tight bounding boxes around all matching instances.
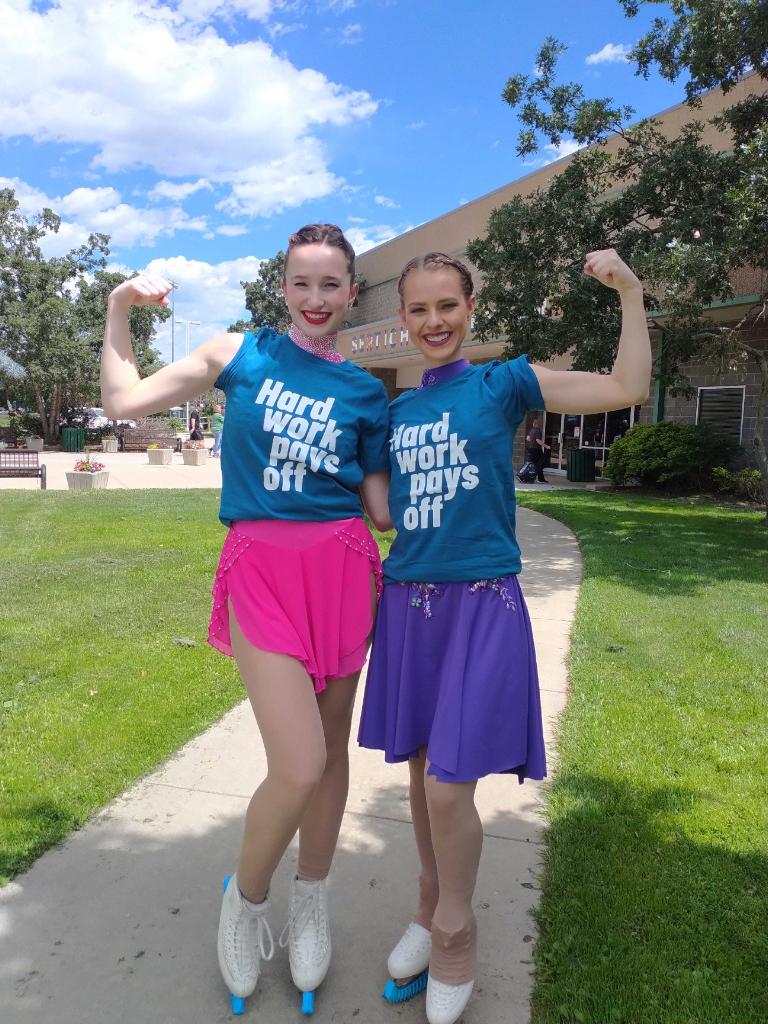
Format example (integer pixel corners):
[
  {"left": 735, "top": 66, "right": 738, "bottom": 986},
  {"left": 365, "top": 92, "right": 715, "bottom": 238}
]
[
  {"left": 0, "top": 490, "right": 243, "bottom": 883},
  {"left": 516, "top": 491, "right": 768, "bottom": 1024},
  {"left": 1, "top": 489, "right": 766, "bottom": 1022}
]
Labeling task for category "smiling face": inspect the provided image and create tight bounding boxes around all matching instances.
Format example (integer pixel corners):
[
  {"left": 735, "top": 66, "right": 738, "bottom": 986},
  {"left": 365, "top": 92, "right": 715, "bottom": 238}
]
[
  {"left": 399, "top": 266, "right": 476, "bottom": 368},
  {"left": 282, "top": 243, "right": 358, "bottom": 336}
]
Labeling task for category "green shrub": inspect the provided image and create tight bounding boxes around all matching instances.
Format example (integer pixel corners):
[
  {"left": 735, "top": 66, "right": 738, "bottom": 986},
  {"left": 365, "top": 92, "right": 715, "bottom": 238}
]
[
  {"left": 712, "top": 466, "right": 764, "bottom": 502},
  {"left": 604, "top": 421, "right": 739, "bottom": 488},
  {"left": 9, "top": 412, "right": 43, "bottom": 437}
]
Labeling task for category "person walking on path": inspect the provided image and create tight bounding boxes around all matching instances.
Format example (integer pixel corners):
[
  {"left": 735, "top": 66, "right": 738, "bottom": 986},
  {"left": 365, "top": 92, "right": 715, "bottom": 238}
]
[
  {"left": 524, "top": 416, "right": 551, "bottom": 482},
  {"left": 210, "top": 403, "right": 224, "bottom": 457},
  {"left": 101, "top": 224, "right": 392, "bottom": 1015},
  {"left": 189, "top": 402, "right": 205, "bottom": 441},
  {"left": 358, "top": 249, "right": 650, "bottom": 1024}
]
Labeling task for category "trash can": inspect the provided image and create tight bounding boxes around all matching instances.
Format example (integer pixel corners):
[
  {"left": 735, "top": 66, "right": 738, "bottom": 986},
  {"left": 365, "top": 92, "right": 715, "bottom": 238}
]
[
  {"left": 566, "top": 447, "right": 596, "bottom": 482},
  {"left": 61, "top": 426, "right": 86, "bottom": 452}
]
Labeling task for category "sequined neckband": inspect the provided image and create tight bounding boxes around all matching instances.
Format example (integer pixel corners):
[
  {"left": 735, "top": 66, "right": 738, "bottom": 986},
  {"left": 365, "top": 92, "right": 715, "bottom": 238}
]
[
  {"left": 419, "top": 358, "right": 471, "bottom": 388},
  {"left": 288, "top": 323, "right": 343, "bottom": 363}
]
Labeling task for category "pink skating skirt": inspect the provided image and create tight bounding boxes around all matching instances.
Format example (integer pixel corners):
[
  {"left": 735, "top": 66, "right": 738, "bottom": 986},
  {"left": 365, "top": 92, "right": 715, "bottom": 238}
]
[{"left": 208, "top": 517, "right": 382, "bottom": 693}]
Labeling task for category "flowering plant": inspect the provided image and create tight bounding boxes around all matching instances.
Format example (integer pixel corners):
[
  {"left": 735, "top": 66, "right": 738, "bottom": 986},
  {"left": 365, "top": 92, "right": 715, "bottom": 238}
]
[
  {"left": 147, "top": 441, "right": 172, "bottom": 449},
  {"left": 73, "top": 456, "right": 106, "bottom": 473},
  {"left": 183, "top": 439, "right": 206, "bottom": 449}
]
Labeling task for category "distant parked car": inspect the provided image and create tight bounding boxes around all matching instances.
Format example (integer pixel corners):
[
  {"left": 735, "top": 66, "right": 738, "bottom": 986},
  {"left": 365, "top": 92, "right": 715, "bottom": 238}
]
[{"left": 68, "top": 407, "right": 136, "bottom": 429}]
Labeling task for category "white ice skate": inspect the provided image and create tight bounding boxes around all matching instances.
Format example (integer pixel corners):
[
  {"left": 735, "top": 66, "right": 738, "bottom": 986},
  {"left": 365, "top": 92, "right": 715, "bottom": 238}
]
[
  {"left": 426, "top": 974, "right": 475, "bottom": 1024},
  {"left": 217, "top": 874, "right": 275, "bottom": 1014},
  {"left": 279, "top": 876, "right": 332, "bottom": 1015},
  {"left": 382, "top": 921, "right": 431, "bottom": 1003}
]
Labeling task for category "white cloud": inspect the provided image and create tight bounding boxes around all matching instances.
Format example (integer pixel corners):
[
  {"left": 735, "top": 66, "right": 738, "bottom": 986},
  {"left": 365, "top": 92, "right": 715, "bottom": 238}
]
[
  {"left": 324, "top": 0, "right": 357, "bottom": 10},
  {"left": 408, "top": 120, "right": 426, "bottom": 130},
  {"left": 139, "top": 253, "right": 265, "bottom": 361},
  {"left": 0, "top": 175, "right": 209, "bottom": 255},
  {"left": 374, "top": 194, "right": 399, "bottom": 209},
  {"left": 175, "top": 0, "right": 275, "bottom": 23},
  {"left": 0, "top": 0, "right": 378, "bottom": 218},
  {"left": 216, "top": 224, "right": 249, "bottom": 236},
  {"left": 345, "top": 223, "right": 400, "bottom": 255},
  {"left": 347, "top": 215, "right": 367, "bottom": 224},
  {"left": 339, "top": 23, "right": 363, "bottom": 45},
  {"left": 268, "top": 20, "right": 304, "bottom": 39},
  {"left": 217, "top": 140, "right": 342, "bottom": 217},
  {"left": 586, "top": 43, "right": 631, "bottom": 65},
  {"left": 544, "top": 139, "right": 582, "bottom": 163},
  {"left": 148, "top": 179, "right": 213, "bottom": 202}
]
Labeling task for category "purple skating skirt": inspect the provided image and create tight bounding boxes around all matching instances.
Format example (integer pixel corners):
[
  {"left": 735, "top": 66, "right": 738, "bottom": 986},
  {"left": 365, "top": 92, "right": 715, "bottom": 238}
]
[{"left": 358, "top": 576, "right": 546, "bottom": 784}]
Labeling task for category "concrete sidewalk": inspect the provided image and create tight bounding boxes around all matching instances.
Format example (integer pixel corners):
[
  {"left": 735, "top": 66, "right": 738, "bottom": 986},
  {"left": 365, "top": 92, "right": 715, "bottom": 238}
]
[
  {"left": 0, "top": 450, "right": 223, "bottom": 491},
  {"left": 0, "top": 450, "right": 601, "bottom": 492},
  {"left": 0, "top": 508, "right": 581, "bottom": 1024}
]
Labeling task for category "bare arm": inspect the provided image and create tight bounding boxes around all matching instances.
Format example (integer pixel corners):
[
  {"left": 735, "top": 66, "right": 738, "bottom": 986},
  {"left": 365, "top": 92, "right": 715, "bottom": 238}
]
[
  {"left": 359, "top": 471, "right": 393, "bottom": 533},
  {"left": 100, "top": 274, "right": 241, "bottom": 419},
  {"left": 532, "top": 250, "right": 652, "bottom": 415}
]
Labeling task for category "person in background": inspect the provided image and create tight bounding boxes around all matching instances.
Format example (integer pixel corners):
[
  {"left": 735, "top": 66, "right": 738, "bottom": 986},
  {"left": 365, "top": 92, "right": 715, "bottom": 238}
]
[
  {"left": 210, "top": 403, "right": 225, "bottom": 458},
  {"left": 189, "top": 402, "right": 205, "bottom": 441},
  {"left": 525, "top": 417, "right": 551, "bottom": 483}
]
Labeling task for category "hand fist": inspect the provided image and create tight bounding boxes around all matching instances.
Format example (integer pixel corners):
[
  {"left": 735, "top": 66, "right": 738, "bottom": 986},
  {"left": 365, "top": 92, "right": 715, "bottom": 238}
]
[
  {"left": 583, "top": 249, "right": 642, "bottom": 294},
  {"left": 109, "top": 274, "right": 174, "bottom": 309}
]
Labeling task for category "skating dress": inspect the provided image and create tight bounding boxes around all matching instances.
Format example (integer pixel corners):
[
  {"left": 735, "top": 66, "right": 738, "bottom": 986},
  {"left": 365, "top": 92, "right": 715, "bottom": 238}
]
[
  {"left": 208, "top": 327, "right": 390, "bottom": 692},
  {"left": 358, "top": 356, "right": 547, "bottom": 782}
]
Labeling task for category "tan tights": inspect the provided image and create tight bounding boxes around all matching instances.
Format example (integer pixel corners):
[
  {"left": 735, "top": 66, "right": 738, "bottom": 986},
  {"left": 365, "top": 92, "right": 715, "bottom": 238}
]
[
  {"left": 229, "top": 604, "right": 360, "bottom": 903},
  {"left": 408, "top": 751, "right": 482, "bottom": 984}
]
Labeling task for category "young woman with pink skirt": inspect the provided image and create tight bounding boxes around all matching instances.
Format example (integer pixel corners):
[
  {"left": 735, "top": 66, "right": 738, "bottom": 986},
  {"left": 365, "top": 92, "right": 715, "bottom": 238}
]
[{"left": 101, "top": 224, "right": 391, "bottom": 1015}]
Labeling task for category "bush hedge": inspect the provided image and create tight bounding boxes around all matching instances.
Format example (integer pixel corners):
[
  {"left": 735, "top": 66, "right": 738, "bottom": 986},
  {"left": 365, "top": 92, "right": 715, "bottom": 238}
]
[{"left": 604, "top": 421, "right": 740, "bottom": 489}]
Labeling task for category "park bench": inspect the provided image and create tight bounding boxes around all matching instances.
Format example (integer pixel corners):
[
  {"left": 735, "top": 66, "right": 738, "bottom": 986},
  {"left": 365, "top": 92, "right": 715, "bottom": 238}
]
[
  {"left": 118, "top": 426, "right": 182, "bottom": 452},
  {"left": 0, "top": 449, "right": 47, "bottom": 488}
]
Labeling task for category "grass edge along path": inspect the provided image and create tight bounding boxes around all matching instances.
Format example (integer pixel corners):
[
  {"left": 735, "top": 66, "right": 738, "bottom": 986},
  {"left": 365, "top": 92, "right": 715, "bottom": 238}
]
[
  {"left": 0, "top": 489, "right": 393, "bottom": 885},
  {"left": 516, "top": 492, "right": 768, "bottom": 1024}
]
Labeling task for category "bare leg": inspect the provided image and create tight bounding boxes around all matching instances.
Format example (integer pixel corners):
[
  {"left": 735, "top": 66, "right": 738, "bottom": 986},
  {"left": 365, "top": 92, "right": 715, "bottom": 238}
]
[
  {"left": 297, "top": 574, "right": 379, "bottom": 881},
  {"left": 296, "top": 670, "right": 360, "bottom": 881},
  {"left": 229, "top": 605, "right": 327, "bottom": 903}
]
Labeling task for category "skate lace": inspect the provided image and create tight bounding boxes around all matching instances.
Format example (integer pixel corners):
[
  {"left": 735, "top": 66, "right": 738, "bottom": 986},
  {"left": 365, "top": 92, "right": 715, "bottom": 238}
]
[
  {"left": 278, "top": 887, "right": 327, "bottom": 963},
  {"left": 227, "top": 907, "right": 275, "bottom": 970}
]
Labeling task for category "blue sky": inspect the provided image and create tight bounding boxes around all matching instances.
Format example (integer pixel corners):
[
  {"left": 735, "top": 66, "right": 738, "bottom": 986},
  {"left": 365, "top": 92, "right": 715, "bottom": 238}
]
[{"left": 1, "top": 0, "right": 684, "bottom": 359}]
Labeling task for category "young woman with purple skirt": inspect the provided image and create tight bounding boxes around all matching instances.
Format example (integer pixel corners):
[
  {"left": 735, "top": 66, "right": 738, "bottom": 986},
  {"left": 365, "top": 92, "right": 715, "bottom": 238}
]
[{"left": 358, "top": 249, "right": 651, "bottom": 1024}]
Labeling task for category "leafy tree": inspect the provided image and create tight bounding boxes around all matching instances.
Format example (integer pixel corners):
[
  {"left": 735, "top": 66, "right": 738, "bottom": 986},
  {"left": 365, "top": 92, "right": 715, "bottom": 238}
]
[
  {"left": 229, "top": 250, "right": 290, "bottom": 334},
  {"left": 466, "top": 0, "right": 768, "bottom": 518},
  {"left": 0, "top": 189, "right": 165, "bottom": 440}
]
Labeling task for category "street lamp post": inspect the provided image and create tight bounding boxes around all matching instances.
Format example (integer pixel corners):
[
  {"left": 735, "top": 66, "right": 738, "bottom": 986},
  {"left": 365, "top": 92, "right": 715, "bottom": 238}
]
[{"left": 176, "top": 319, "right": 201, "bottom": 428}]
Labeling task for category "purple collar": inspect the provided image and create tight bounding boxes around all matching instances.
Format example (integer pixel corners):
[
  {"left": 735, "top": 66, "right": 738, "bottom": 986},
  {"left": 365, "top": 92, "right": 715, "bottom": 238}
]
[{"left": 419, "top": 359, "right": 470, "bottom": 389}]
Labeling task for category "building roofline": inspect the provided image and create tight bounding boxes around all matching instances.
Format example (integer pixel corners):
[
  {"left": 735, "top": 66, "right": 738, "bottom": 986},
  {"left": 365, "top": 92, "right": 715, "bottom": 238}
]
[{"left": 355, "top": 71, "right": 762, "bottom": 265}]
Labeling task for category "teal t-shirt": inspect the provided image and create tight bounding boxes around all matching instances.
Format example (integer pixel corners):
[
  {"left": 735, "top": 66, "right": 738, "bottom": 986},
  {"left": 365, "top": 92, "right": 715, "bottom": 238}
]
[
  {"left": 383, "top": 356, "right": 544, "bottom": 583},
  {"left": 215, "top": 328, "right": 390, "bottom": 526}
]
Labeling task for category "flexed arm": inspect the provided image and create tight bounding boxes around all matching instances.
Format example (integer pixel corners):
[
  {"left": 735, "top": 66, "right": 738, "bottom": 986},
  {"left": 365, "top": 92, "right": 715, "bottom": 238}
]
[
  {"left": 101, "top": 274, "right": 240, "bottom": 419},
  {"left": 532, "top": 250, "right": 652, "bottom": 414}
]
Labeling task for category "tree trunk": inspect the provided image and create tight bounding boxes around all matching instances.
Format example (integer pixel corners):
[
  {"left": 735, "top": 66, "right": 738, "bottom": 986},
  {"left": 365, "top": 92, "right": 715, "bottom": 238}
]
[{"left": 49, "top": 383, "right": 62, "bottom": 442}]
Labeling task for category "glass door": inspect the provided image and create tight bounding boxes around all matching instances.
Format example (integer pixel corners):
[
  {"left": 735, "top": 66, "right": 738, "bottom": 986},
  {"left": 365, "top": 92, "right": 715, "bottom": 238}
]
[
  {"left": 543, "top": 412, "right": 580, "bottom": 471},
  {"left": 543, "top": 411, "right": 563, "bottom": 469}
]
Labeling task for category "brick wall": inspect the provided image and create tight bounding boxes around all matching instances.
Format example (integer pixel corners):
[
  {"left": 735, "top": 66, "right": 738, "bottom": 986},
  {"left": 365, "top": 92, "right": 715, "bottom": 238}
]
[{"left": 350, "top": 278, "right": 400, "bottom": 329}]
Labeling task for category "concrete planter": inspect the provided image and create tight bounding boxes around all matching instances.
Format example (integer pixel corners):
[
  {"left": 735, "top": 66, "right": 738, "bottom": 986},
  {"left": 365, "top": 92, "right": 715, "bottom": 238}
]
[
  {"left": 147, "top": 448, "right": 173, "bottom": 465},
  {"left": 182, "top": 448, "right": 208, "bottom": 466},
  {"left": 101, "top": 438, "right": 119, "bottom": 453},
  {"left": 66, "top": 470, "right": 109, "bottom": 490},
  {"left": 26, "top": 437, "right": 44, "bottom": 452}
]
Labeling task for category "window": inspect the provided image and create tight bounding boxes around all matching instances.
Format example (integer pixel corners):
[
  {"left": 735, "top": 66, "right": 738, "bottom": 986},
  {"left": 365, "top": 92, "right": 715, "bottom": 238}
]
[{"left": 696, "top": 386, "right": 744, "bottom": 442}]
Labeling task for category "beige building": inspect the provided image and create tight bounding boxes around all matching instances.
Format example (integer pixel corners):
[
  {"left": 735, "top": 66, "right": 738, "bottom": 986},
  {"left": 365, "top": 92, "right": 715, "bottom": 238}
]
[{"left": 338, "top": 75, "right": 767, "bottom": 476}]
